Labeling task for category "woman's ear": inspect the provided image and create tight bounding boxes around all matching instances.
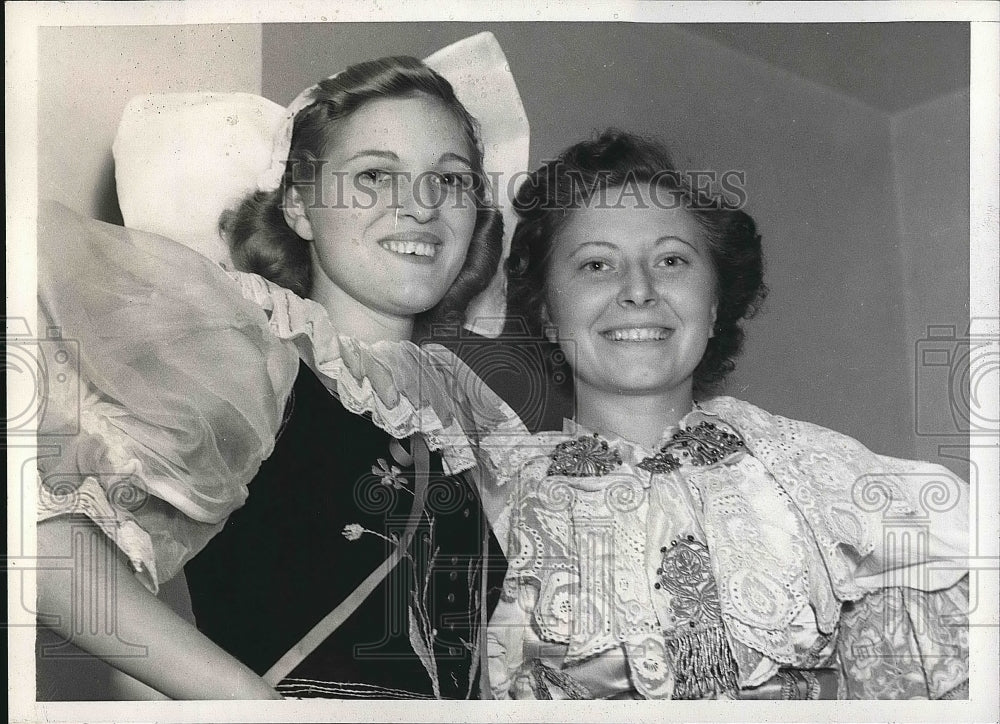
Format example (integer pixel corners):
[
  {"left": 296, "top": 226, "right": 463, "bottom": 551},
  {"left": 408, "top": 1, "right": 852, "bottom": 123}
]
[
  {"left": 282, "top": 186, "right": 315, "bottom": 241},
  {"left": 709, "top": 301, "right": 718, "bottom": 339}
]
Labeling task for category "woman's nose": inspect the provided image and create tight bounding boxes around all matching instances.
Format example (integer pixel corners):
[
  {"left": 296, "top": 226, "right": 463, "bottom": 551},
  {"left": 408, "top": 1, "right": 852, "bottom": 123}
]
[
  {"left": 617, "top": 266, "right": 658, "bottom": 308},
  {"left": 395, "top": 174, "right": 440, "bottom": 223}
]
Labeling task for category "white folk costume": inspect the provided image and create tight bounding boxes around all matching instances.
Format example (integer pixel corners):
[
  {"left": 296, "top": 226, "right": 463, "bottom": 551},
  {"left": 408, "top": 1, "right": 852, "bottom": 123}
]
[{"left": 487, "top": 399, "right": 969, "bottom": 700}]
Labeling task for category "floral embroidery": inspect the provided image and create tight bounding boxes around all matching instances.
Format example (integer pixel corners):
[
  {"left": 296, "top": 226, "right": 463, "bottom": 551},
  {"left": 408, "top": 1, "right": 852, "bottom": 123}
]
[
  {"left": 655, "top": 535, "right": 722, "bottom": 624},
  {"left": 652, "top": 535, "right": 739, "bottom": 698},
  {"left": 372, "top": 457, "right": 406, "bottom": 489},
  {"left": 341, "top": 475, "right": 442, "bottom": 697},
  {"left": 551, "top": 590, "right": 573, "bottom": 624},
  {"left": 660, "top": 421, "right": 746, "bottom": 466},
  {"left": 547, "top": 434, "right": 622, "bottom": 477},
  {"left": 637, "top": 449, "right": 682, "bottom": 476},
  {"left": 488, "top": 400, "right": 969, "bottom": 700},
  {"left": 636, "top": 654, "right": 663, "bottom": 678}
]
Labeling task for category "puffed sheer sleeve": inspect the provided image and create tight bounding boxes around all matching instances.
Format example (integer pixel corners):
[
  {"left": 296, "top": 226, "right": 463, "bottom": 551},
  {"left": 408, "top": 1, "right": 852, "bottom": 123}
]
[{"left": 36, "top": 201, "right": 299, "bottom": 593}]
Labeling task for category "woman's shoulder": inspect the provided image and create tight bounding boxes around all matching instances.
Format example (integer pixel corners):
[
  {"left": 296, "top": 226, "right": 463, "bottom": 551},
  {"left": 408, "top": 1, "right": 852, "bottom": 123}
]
[
  {"left": 486, "top": 428, "right": 571, "bottom": 486},
  {"left": 699, "top": 394, "right": 968, "bottom": 592},
  {"left": 701, "top": 395, "right": 964, "bottom": 476}
]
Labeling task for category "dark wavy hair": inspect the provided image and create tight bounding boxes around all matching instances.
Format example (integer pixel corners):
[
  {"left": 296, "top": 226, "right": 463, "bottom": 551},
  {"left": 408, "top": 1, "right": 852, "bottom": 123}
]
[
  {"left": 221, "top": 56, "right": 503, "bottom": 331},
  {"left": 507, "top": 129, "right": 767, "bottom": 395}
]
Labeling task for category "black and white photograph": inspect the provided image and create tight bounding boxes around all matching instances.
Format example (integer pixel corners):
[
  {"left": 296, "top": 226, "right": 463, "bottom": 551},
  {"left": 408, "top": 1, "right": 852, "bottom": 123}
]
[{"left": 7, "top": 1, "right": 999, "bottom": 721}]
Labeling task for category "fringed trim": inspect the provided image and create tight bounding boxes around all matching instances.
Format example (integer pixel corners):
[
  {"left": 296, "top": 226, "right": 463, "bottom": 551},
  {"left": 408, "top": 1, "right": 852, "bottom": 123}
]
[
  {"left": 665, "top": 624, "right": 739, "bottom": 700},
  {"left": 939, "top": 680, "right": 969, "bottom": 700},
  {"left": 528, "top": 660, "right": 594, "bottom": 700}
]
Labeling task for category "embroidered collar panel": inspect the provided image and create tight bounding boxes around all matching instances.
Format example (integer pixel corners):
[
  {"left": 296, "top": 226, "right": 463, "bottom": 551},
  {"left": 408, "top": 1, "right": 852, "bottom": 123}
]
[{"left": 553, "top": 409, "right": 748, "bottom": 478}]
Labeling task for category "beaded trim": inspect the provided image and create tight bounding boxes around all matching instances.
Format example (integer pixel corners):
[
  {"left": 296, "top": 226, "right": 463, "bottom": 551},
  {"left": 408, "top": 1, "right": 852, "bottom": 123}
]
[
  {"left": 654, "top": 535, "right": 738, "bottom": 699},
  {"left": 654, "top": 536, "right": 723, "bottom": 623},
  {"left": 802, "top": 670, "right": 821, "bottom": 700},
  {"left": 778, "top": 669, "right": 798, "bottom": 699},
  {"left": 547, "top": 434, "right": 622, "bottom": 477},
  {"left": 772, "top": 669, "right": 822, "bottom": 700},
  {"left": 648, "top": 421, "right": 747, "bottom": 469},
  {"left": 636, "top": 449, "right": 682, "bottom": 475},
  {"left": 551, "top": 419, "right": 746, "bottom": 479},
  {"left": 664, "top": 625, "right": 740, "bottom": 699}
]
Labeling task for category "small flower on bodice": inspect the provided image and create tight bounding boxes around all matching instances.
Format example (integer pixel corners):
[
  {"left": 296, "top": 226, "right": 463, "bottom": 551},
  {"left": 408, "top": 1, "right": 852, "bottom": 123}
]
[
  {"left": 342, "top": 523, "right": 365, "bottom": 541},
  {"left": 372, "top": 457, "right": 405, "bottom": 489},
  {"left": 547, "top": 434, "right": 623, "bottom": 477}
]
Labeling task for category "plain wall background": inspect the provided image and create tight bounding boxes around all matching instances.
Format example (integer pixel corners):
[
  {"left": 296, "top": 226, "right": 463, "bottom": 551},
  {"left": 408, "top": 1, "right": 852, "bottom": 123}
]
[
  {"left": 38, "top": 24, "right": 263, "bottom": 224},
  {"left": 890, "top": 88, "right": 973, "bottom": 470},
  {"left": 35, "top": 21, "right": 972, "bottom": 700}
]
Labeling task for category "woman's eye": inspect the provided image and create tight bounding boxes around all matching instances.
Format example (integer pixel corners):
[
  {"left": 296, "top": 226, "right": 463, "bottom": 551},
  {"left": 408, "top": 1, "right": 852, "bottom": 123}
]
[
  {"left": 582, "top": 260, "right": 611, "bottom": 273},
  {"left": 657, "top": 255, "right": 688, "bottom": 268},
  {"left": 357, "top": 169, "right": 393, "bottom": 188},
  {"left": 434, "top": 172, "right": 474, "bottom": 190}
]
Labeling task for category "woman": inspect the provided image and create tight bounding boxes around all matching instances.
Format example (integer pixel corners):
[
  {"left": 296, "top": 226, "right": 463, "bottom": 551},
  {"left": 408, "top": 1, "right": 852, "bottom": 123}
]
[
  {"left": 36, "top": 35, "right": 527, "bottom": 700},
  {"left": 486, "top": 130, "right": 969, "bottom": 700}
]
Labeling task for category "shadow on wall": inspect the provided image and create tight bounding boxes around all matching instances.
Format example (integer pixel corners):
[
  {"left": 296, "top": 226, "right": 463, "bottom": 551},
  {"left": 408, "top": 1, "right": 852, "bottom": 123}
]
[{"left": 95, "top": 155, "right": 124, "bottom": 226}]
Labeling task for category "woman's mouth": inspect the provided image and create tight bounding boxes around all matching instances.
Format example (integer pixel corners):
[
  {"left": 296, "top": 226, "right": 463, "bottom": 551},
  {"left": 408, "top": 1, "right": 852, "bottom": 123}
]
[
  {"left": 379, "top": 239, "right": 439, "bottom": 258},
  {"left": 600, "top": 327, "right": 673, "bottom": 342}
]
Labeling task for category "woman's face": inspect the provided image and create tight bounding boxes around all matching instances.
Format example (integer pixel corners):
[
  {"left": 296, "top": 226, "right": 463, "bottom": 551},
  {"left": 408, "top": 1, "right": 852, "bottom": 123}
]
[
  {"left": 544, "top": 184, "right": 718, "bottom": 399},
  {"left": 291, "top": 94, "right": 478, "bottom": 323}
]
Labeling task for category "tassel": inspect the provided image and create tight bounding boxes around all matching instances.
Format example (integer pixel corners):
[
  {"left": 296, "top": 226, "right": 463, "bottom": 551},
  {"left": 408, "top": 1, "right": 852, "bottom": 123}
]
[
  {"left": 665, "top": 624, "right": 739, "bottom": 699},
  {"left": 528, "top": 660, "right": 594, "bottom": 700}
]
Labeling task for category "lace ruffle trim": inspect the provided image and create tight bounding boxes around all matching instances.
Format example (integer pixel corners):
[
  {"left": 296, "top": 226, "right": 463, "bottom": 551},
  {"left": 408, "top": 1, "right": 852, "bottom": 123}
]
[{"left": 228, "top": 271, "right": 526, "bottom": 478}]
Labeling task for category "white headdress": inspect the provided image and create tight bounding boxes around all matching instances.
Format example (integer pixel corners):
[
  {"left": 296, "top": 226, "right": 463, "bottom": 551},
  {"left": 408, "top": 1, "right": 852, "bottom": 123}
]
[{"left": 114, "top": 32, "right": 529, "bottom": 338}]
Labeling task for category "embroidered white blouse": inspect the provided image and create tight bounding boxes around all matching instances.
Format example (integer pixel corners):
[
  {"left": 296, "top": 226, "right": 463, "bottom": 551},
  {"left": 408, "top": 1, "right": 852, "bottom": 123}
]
[{"left": 487, "top": 400, "right": 970, "bottom": 700}]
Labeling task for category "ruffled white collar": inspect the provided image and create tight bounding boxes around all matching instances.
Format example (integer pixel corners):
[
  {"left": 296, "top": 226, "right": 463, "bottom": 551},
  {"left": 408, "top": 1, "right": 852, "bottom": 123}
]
[{"left": 228, "top": 270, "right": 525, "bottom": 477}]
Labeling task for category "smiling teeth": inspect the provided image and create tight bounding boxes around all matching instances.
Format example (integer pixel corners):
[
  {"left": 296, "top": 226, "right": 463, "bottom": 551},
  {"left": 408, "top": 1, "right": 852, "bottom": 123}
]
[
  {"left": 603, "top": 327, "right": 670, "bottom": 341},
  {"left": 381, "top": 240, "right": 437, "bottom": 257}
]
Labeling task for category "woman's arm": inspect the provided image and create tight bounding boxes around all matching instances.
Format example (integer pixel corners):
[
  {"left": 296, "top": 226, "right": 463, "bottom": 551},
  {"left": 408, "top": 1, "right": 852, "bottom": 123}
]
[{"left": 36, "top": 516, "right": 282, "bottom": 700}]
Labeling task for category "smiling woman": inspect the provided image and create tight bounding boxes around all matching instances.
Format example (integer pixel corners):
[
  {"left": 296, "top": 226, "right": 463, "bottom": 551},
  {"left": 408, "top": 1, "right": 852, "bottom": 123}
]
[
  {"left": 489, "top": 130, "right": 969, "bottom": 701},
  {"left": 281, "top": 94, "right": 479, "bottom": 340},
  {"left": 225, "top": 57, "right": 500, "bottom": 343},
  {"left": 35, "top": 35, "right": 530, "bottom": 701},
  {"left": 180, "top": 55, "right": 517, "bottom": 699},
  {"left": 508, "top": 131, "right": 765, "bottom": 447},
  {"left": 543, "top": 195, "right": 718, "bottom": 446}
]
